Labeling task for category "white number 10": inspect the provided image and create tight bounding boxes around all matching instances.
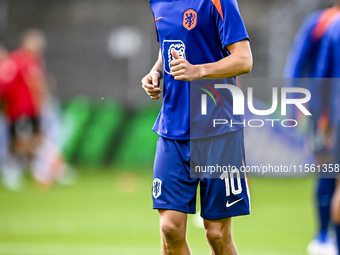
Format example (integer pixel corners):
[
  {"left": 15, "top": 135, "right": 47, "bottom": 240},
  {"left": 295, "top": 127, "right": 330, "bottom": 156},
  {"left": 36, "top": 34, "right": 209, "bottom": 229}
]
[{"left": 220, "top": 168, "right": 242, "bottom": 197}]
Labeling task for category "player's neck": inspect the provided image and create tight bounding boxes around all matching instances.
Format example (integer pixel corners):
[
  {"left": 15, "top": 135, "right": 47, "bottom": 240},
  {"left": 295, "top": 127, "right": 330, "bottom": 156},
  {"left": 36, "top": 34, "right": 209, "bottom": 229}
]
[{"left": 20, "top": 48, "right": 40, "bottom": 58}]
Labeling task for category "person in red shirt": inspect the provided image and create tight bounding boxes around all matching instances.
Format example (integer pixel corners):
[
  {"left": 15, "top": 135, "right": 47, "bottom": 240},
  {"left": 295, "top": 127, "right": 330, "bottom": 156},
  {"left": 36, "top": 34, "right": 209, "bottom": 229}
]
[{"left": 0, "top": 29, "right": 48, "bottom": 190}]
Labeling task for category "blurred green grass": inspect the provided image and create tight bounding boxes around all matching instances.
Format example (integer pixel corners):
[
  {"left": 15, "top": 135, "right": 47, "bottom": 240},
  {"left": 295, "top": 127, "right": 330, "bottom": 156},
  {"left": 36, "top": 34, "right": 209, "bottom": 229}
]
[{"left": 0, "top": 169, "right": 315, "bottom": 255}]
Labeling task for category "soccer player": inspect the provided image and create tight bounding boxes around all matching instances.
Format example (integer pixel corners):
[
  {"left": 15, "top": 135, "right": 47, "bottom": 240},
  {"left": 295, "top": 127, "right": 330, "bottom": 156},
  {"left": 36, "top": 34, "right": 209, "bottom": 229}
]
[
  {"left": 142, "top": 0, "right": 252, "bottom": 254},
  {"left": 284, "top": 3, "right": 340, "bottom": 254},
  {"left": 0, "top": 29, "right": 47, "bottom": 190},
  {"left": 314, "top": 16, "right": 340, "bottom": 255}
]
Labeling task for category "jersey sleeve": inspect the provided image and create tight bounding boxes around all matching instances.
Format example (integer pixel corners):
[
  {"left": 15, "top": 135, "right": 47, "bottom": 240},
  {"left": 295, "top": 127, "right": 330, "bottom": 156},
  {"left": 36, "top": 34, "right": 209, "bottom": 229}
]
[
  {"left": 314, "top": 29, "right": 336, "bottom": 124},
  {"left": 149, "top": 4, "right": 160, "bottom": 42},
  {"left": 320, "top": 22, "right": 340, "bottom": 124},
  {"left": 283, "top": 12, "right": 320, "bottom": 79},
  {"left": 315, "top": 33, "right": 334, "bottom": 78},
  {"left": 210, "top": 0, "right": 249, "bottom": 49}
]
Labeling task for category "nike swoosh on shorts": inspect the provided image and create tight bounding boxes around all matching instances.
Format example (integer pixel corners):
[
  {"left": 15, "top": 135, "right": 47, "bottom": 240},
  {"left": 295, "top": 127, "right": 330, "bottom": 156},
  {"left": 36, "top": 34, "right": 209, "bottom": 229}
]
[{"left": 226, "top": 198, "right": 244, "bottom": 208}]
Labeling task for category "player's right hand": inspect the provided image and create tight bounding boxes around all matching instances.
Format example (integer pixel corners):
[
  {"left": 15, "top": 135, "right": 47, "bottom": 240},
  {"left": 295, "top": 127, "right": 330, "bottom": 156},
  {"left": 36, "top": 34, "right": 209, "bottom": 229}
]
[{"left": 141, "top": 71, "right": 162, "bottom": 100}]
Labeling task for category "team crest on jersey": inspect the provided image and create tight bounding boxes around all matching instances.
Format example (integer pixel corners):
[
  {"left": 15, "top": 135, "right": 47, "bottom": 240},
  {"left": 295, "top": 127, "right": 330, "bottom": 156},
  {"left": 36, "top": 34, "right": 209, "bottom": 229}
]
[
  {"left": 153, "top": 178, "right": 162, "bottom": 199},
  {"left": 162, "top": 40, "right": 186, "bottom": 74},
  {"left": 183, "top": 9, "right": 197, "bottom": 31}
]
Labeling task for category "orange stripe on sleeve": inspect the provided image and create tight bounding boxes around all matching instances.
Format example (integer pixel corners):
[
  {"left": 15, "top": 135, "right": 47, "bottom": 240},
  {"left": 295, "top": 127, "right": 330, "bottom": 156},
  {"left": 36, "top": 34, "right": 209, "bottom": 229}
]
[
  {"left": 312, "top": 6, "right": 340, "bottom": 41},
  {"left": 211, "top": 0, "right": 224, "bottom": 21}
]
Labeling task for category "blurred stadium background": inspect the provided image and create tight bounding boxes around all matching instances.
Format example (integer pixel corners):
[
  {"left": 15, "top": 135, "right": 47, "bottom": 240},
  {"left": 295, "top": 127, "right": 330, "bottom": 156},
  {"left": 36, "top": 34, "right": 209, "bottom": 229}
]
[{"left": 0, "top": 0, "right": 335, "bottom": 254}]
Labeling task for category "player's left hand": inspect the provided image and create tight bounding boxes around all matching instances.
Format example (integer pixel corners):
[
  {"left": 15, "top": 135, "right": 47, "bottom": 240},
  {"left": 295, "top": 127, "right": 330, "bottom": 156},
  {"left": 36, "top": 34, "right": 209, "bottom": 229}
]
[{"left": 170, "top": 50, "right": 201, "bottom": 81}]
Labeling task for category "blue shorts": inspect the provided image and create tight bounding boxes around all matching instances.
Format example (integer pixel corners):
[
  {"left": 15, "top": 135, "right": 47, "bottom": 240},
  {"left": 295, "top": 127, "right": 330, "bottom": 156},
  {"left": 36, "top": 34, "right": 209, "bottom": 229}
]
[{"left": 152, "top": 129, "right": 250, "bottom": 220}]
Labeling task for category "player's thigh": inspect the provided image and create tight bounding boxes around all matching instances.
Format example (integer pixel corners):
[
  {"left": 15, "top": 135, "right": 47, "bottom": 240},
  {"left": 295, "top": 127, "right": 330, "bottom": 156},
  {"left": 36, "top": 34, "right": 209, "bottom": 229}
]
[
  {"left": 200, "top": 176, "right": 250, "bottom": 220},
  {"left": 152, "top": 136, "right": 198, "bottom": 214},
  {"left": 197, "top": 130, "right": 250, "bottom": 220}
]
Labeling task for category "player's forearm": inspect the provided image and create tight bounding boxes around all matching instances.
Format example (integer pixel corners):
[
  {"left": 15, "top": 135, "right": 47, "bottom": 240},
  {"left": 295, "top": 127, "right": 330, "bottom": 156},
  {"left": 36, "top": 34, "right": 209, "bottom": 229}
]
[
  {"left": 170, "top": 40, "right": 252, "bottom": 81},
  {"left": 196, "top": 39, "right": 252, "bottom": 79},
  {"left": 199, "top": 49, "right": 252, "bottom": 79}
]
